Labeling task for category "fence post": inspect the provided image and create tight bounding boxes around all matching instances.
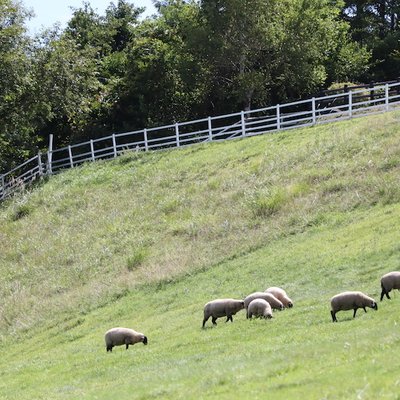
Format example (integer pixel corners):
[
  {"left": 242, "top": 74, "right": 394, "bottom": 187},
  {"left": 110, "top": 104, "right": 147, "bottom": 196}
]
[
  {"left": 38, "top": 151, "right": 43, "bottom": 177},
  {"left": 385, "top": 84, "right": 389, "bottom": 111},
  {"left": 143, "top": 129, "right": 149, "bottom": 151},
  {"left": 47, "top": 134, "right": 53, "bottom": 175},
  {"left": 175, "top": 123, "right": 180, "bottom": 147},
  {"left": 276, "top": 104, "right": 281, "bottom": 130},
  {"left": 312, "top": 98, "right": 316, "bottom": 125},
  {"left": 112, "top": 134, "right": 117, "bottom": 157},
  {"left": 90, "top": 140, "right": 95, "bottom": 161},
  {"left": 241, "top": 111, "right": 246, "bottom": 136},
  {"left": 68, "top": 145, "right": 74, "bottom": 168},
  {"left": 369, "top": 81, "right": 375, "bottom": 101},
  {"left": 208, "top": 117, "right": 213, "bottom": 141},
  {"left": 348, "top": 91, "right": 353, "bottom": 118}
]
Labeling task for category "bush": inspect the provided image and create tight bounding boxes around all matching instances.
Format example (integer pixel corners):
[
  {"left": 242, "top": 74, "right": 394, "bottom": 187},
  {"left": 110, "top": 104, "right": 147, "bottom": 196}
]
[
  {"left": 127, "top": 247, "right": 148, "bottom": 271},
  {"left": 250, "top": 187, "right": 288, "bottom": 217}
]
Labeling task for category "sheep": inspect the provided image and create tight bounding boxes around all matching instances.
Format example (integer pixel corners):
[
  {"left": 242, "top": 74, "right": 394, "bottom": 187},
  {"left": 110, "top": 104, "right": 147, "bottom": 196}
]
[
  {"left": 244, "top": 292, "right": 284, "bottom": 314},
  {"left": 202, "top": 299, "right": 244, "bottom": 328},
  {"left": 265, "top": 287, "right": 293, "bottom": 308},
  {"left": 380, "top": 271, "right": 400, "bottom": 301},
  {"left": 105, "top": 327, "right": 148, "bottom": 352},
  {"left": 330, "top": 291, "right": 378, "bottom": 322},
  {"left": 247, "top": 299, "right": 273, "bottom": 319}
]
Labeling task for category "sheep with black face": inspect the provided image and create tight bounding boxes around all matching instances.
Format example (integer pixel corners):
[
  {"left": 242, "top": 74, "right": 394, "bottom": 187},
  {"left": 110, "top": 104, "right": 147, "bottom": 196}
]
[
  {"left": 265, "top": 287, "right": 293, "bottom": 308},
  {"left": 330, "top": 291, "right": 377, "bottom": 322},
  {"left": 105, "top": 327, "right": 148, "bottom": 352},
  {"left": 202, "top": 299, "right": 244, "bottom": 328},
  {"left": 247, "top": 298, "right": 273, "bottom": 319}
]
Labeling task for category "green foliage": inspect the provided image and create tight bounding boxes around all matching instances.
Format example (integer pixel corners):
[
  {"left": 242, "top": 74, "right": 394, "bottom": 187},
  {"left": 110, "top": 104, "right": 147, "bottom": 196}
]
[
  {"left": 0, "top": 0, "right": 38, "bottom": 171},
  {"left": 118, "top": 1, "right": 211, "bottom": 127},
  {"left": 32, "top": 33, "right": 103, "bottom": 143},
  {"left": 342, "top": 0, "right": 400, "bottom": 80},
  {"left": 198, "top": 0, "right": 368, "bottom": 107}
]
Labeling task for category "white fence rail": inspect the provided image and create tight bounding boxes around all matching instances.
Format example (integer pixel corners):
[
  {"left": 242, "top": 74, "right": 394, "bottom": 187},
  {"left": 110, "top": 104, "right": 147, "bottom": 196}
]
[{"left": 2, "top": 81, "right": 400, "bottom": 201}]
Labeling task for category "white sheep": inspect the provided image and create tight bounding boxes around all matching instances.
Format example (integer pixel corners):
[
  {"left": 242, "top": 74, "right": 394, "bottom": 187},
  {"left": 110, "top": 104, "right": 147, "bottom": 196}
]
[
  {"left": 247, "top": 298, "right": 273, "bottom": 319},
  {"left": 244, "top": 292, "right": 284, "bottom": 313},
  {"left": 330, "top": 291, "right": 378, "bottom": 322},
  {"left": 202, "top": 299, "right": 244, "bottom": 328},
  {"left": 380, "top": 271, "right": 400, "bottom": 301},
  {"left": 105, "top": 327, "right": 148, "bottom": 352},
  {"left": 265, "top": 287, "right": 293, "bottom": 308}
]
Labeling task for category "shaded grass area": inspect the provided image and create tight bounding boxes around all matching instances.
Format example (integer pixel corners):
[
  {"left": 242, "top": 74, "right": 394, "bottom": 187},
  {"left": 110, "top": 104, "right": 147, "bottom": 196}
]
[{"left": 1, "top": 112, "right": 400, "bottom": 398}]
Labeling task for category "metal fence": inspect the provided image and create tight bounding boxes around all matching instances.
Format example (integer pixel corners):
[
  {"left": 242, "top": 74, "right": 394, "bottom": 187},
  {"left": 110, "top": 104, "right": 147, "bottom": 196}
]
[{"left": 2, "top": 81, "right": 400, "bottom": 201}]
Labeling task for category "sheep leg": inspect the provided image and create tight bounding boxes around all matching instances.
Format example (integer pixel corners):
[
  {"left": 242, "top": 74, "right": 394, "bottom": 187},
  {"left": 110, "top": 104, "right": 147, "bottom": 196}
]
[
  {"left": 363, "top": 307, "right": 367, "bottom": 313},
  {"left": 212, "top": 317, "right": 217, "bottom": 325},
  {"left": 225, "top": 315, "right": 233, "bottom": 323},
  {"left": 330, "top": 310, "right": 337, "bottom": 322},
  {"left": 353, "top": 308, "right": 358, "bottom": 318},
  {"left": 381, "top": 284, "right": 391, "bottom": 301},
  {"left": 202, "top": 317, "right": 209, "bottom": 328},
  {"left": 380, "top": 289, "right": 391, "bottom": 301},
  {"left": 106, "top": 345, "right": 113, "bottom": 352},
  {"left": 126, "top": 344, "right": 129, "bottom": 350}
]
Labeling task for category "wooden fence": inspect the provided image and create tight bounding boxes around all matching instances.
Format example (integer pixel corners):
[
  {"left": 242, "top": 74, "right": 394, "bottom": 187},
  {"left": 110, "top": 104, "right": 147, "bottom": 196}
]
[{"left": 1, "top": 81, "right": 400, "bottom": 201}]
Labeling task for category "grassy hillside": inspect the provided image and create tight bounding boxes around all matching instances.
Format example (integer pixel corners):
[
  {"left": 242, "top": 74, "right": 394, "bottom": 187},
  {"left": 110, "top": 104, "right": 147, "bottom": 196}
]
[{"left": 1, "top": 111, "right": 400, "bottom": 399}]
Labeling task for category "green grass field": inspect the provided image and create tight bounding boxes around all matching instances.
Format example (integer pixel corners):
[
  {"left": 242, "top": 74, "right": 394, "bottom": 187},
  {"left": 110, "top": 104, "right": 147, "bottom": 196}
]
[{"left": 1, "top": 111, "right": 400, "bottom": 399}]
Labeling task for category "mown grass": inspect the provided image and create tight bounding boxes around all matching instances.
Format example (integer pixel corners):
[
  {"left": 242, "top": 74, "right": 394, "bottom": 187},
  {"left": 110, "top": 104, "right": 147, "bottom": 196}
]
[{"left": 1, "top": 111, "right": 400, "bottom": 399}]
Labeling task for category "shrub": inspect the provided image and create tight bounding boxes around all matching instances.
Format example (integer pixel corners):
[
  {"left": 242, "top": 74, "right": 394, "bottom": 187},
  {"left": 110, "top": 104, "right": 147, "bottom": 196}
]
[
  {"left": 250, "top": 187, "right": 288, "bottom": 217},
  {"left": 11, "top": 202, "right": 33, "bottom": 221},
  {"left": 127, "top": 248, "right": 148, "bottom": 271}
]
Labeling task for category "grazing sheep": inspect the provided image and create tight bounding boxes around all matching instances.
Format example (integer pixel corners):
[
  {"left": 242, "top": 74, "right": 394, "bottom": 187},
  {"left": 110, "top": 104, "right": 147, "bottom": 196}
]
[
  {"left": 105, "top": 327, "right": 148, "bottom": 352},
  {"left": 247, "top": 299, "right": 273, "bottom": 319},
  {"left": 202, "top": 299, "right": 244, "bottom": 328},
  {"left": 380, "top": 271, "right": 400, "bottom": 301},
  {"left": 244, "top": 292, "right": 284, "bottom": 313},
  {"left": 265, "top": 287, "right": 293, "bottom": 308},
  {"left": 330, "top": 291, "right": 378, "bottom": 322}
]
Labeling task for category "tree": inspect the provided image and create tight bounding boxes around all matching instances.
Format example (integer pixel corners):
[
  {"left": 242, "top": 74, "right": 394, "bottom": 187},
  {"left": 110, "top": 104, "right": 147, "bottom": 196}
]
[
  {"left": 31, "top": 30, "right": 103, "bottom": 146},
  {"left": 61, "top": 0, "right": 145, "bottom": 137},
  {"left": 115, "top": 0, "right": 211, "bottom": 127},
  {"left": 0, "top": 0, "right": 37, "bottom": 172},
  {"left": 199, "top": 0, "right": 369, "bottom": 110},
  {"left": 342, "top": 1, "right": 400, "bottom": 80}
]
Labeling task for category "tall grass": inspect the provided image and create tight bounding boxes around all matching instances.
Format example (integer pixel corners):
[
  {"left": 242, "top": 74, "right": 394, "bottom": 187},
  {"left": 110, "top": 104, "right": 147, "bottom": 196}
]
[{"left": 1, "top": 111, "right": 400, "bottom": 398}]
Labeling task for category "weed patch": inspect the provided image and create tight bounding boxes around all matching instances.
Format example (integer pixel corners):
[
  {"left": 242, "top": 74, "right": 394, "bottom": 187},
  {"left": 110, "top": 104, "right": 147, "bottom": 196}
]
[{"left": 127, "top": 247, "right": 148, "bottom": 271}]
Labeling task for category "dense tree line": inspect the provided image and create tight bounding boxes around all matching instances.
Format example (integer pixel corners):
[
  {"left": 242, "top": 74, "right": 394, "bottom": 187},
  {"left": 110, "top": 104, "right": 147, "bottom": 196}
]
[{"left": 1, "top": 0, "right": 399, "bottom": 172}]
